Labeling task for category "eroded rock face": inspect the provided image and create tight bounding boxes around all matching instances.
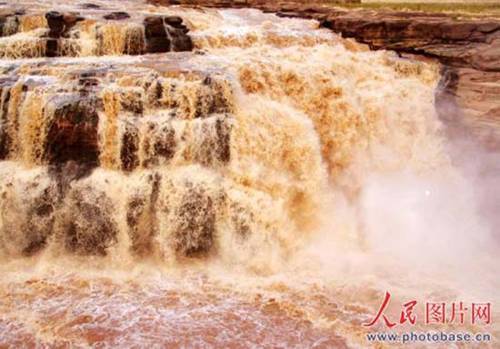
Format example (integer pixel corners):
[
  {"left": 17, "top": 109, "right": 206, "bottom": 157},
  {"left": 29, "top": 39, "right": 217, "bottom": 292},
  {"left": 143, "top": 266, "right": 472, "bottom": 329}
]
[
  {"left": 0, "top": 7, "right": 193, "bottom": 58},
  {"left": 0, "top": 52, "right": 235, "bottom": 258},
  {"left": 144, "top": 15, "right": 193, "bottom": 53},
  {"left": 169, "top": 183, "right": 219, "bottom": 257},
  {"left": 57, "top": 183, "right": 118, "bottom": 256},
  {"left": 46, "top": 11, "right": 66, "bottom": 38},
  {"left": 44, "top": 94, "right": 100, "bottom": 166},
  {"left": 437, "top": 66, "right": 500, "bottom": 149},
  {"left": 0, "top": 80, "right": 12, "bottom": 160},
  {"left": 319, "top": 11, "right": 500, "bottom": 72}
]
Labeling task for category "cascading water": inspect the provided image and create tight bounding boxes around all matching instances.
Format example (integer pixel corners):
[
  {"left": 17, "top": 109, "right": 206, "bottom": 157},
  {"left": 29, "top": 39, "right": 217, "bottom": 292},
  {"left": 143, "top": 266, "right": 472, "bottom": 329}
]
[{"left": 0, "top": 1, "right": 498, "bottom": 347}]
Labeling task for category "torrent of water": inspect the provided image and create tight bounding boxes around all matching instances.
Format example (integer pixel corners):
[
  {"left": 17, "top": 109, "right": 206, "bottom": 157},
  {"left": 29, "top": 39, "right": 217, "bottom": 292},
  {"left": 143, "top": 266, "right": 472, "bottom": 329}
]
[{"left": 0, "top": 1, "right": 498, "bottom": 348}]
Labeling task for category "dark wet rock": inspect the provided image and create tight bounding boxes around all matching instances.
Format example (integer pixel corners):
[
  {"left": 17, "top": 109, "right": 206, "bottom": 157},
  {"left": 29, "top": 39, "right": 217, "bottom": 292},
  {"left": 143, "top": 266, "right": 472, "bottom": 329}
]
[
  {"left": 59, "top": 185, "right": 118, "bottom": 256},
  {"left": 46, "top": 38, "right": 58, "bottom": 57},
  {"left": 73, "top": 68, "right": 106, "bottom": 89},
  {"left": 45, "top": 11, "right": 65, "bottom": 38},
  {"left": 152, "top": 125, "right": 176, "bottom": 162},
  {"left": 103, "top": 11, "right": 131, "bottom": 20},
  {"left": 144, "top": 15, "right": 192, "bottom": 53},
  {"left": 45, "top": 11, "right": 83, "bottom": 38},
  {"left": 166, "top": 25, "right": 193, "bottom": 51},
  {"left": 144, "top": 16, "right": 167, "bottom": 37},
  {"left": 22, "top": 186, "right": 59, "bottom": 255},
  {"left": 215, "top": 116, "right": 230, "bottom": 163},
  {"left": 144, "top": 36, "right": 170, "bottom": 54},
  {"left": 127, "top": 196, "right": 150, "bottom": 252},
  {"left": 0, "top": 78, "right": 21, "bottom": 160},
  {"left": 0, "top": 126, "right": 7, "bottom": 161},
  {"left": 78, "top": 75, "right": 100, "bottom": 88},
  {"left": 141, "top": 121, "right": 176, "bottom": 168},
  {"left": 0, "top": 84, "right": 11, "bottom": 160},
  {"left": 164, "top": 16, "right": 183, "bottom": 27},
  {"left": 44, "top": 11, "right": 86, "bottom": 56},
  {"left": 121, "top": 121, "right": 140, "bottom": 172},
  {"left": 172, "top": 184, "right": 216, "bottom": 256},
  {"left": 44, "top": 94, "right": 100, "bottom": 166},
  {"left": 144, "top": 16, "right": 170, "bottom": 53}
]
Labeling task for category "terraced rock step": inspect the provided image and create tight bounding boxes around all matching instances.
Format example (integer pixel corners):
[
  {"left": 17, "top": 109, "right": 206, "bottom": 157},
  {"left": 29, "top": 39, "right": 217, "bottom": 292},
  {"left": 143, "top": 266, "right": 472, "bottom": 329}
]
[
  {"left": 0, "top": 8, "right": 193, "bottom": 58},
  {"left": 0, "top": 51, "right": 237, "bottom": 258},
  {"left": 0, "top": 56, "right": 233, "bottom": 171}
]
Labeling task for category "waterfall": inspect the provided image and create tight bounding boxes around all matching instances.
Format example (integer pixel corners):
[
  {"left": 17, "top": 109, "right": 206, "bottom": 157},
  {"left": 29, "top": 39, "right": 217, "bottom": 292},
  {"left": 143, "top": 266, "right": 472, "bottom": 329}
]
[
  {"left": 0, "top": 2, "right": 497, "bottom": 347},
  {"left": 0, "top": 6, "right": 448, "bottom": 266}
]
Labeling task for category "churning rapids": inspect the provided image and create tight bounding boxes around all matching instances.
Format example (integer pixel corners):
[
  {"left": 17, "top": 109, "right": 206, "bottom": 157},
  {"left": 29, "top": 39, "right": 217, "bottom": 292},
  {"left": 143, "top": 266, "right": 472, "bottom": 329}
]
[{"left": 0, "top": 0, "right": 498, "bottom": 347}]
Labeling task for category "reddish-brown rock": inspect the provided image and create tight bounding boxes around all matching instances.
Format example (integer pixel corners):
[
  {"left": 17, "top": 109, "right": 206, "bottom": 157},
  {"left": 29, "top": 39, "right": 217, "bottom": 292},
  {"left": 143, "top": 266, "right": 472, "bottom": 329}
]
[
  {"left": 319, "top": 10, "right": 500, "bottom": 72},
  {"left": 44, "top": 94, "right": 100, "bottom": 166},
  {"left": 45, "top": 11, "right": 83, "bottom": 38},
  {"left": 144, "top": 15, "right": 193, "bottom": 53}
]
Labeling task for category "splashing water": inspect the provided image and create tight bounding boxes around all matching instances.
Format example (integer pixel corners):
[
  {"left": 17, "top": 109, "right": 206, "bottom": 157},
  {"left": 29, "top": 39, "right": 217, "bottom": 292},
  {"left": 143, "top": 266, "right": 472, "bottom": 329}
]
[{"left": 0, "top": 1, "right": 498, "bottom": 347}]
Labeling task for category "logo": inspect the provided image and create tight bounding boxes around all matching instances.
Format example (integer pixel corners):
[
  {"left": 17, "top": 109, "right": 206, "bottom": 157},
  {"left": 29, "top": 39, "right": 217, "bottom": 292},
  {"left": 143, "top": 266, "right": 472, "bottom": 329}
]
[{"left": 363, "top": 292, "right": 491, "bottom": 328}]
